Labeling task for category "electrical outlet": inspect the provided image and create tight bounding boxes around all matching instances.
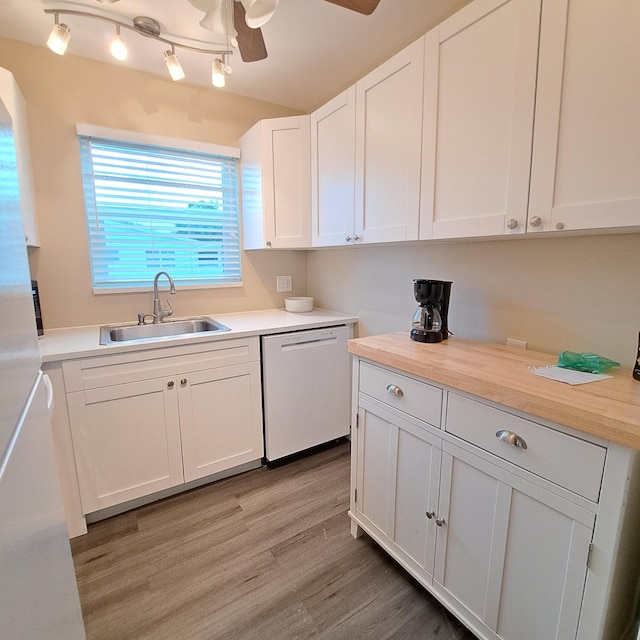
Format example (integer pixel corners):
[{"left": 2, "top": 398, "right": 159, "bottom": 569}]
[
  {"left": 506, "top": 338, "right": 528, "bottom": 349},
  {"left": 276, "top": 275, "right": 292, "bottom": 293}
]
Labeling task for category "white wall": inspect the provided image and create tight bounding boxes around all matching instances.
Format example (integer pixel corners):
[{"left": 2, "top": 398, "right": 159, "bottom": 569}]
[{"left": 308, "top": 232, "right": 640, "bottom": 369}]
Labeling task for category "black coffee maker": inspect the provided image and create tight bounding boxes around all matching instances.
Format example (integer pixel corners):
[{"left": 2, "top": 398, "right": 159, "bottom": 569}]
[{"left": 410, "top": 279, "right": 452, "bottom": 343}]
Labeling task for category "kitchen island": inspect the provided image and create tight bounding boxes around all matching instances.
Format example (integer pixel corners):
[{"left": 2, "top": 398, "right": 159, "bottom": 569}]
[{"left": 348, "top": 333, "right": 640, "bottom": 640}]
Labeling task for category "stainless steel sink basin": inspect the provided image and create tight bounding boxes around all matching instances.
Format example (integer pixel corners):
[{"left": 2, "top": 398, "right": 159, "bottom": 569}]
[{"left": 100, "top": 317, "right": 230, "bottom": 345}]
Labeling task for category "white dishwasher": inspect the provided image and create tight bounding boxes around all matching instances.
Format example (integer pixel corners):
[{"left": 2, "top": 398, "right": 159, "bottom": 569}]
[{"left": 261, "top": 325, "right": 350, "bottom": 462}]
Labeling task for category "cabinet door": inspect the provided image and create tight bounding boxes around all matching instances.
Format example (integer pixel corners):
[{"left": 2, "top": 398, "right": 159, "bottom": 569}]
[
  {"left": 240, "top": 116, "right": 311, "bottom": 249},
  {"left": 311, "top": 87, "right": 356, "bottom": 247},
  {"left": 180, "top": 362, "right": 264, "bottom": 482},
  {"left": 355, "top": 398, "right": 441, "bottom": 579},
  {"left": 355, "top": 39, "right": 424, "bottom": 244},
  {"left": 420, "top": 0, "right": 541, "bottom": 240},
  {"left": 528, "top": 0, "right": 640, "bottom": 233},
  {"left": 435, "top": 442, "right": 594, "bottom": 640},
  {"left": 0, "top": 68, "right": 40, "bottom": 246},
  {"left": 67, "top": 377, "right": 183, "bottom": 513}
]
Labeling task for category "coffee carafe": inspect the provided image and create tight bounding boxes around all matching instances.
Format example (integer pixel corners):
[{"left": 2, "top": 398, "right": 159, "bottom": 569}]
[{"left": 410, "top": 279, "right": 452, "bottom": 343}]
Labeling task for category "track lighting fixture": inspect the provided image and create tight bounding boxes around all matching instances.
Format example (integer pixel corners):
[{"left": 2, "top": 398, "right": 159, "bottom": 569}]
[
  {"left": 164, "top": 46, "right": 185, "bottom": 81},
  {"left": 43, "top": 8, "right": 232, "bottom": 85},
  {"left": 110, "top": 24, "right": 127, "bottom": 61},
  {"left": 211, "top": 58, "right": 226, "bottom": 88},
  {"left": 46, "top": 13, "right": 71, "bottom": 56}
]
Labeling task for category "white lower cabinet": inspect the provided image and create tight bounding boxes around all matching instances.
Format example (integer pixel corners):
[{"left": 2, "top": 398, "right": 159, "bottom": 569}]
[
  {"left": 63, "top": 338, "right": 263, "bottom": 514},
  {"left": 350, "top": 359, "right": 639, "bottom": 640}
]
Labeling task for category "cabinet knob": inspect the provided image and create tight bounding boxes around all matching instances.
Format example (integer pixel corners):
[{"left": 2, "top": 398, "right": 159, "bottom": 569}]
[
  {"left": 555, "top": 222, "right": 565, "bottom": 230},
  {"left": 353, "top": 234, "right": 360, "bottom": 242},
  {"left": 266, "top": 241, "right": 272, "bottom": 247},
  {"left": 496, "top": 430, "right": 528, "bottom": 449},
  {"left": 425, "top": 511, "right": 435, "bottom": 519},
  {"left": 345, "top": 236, "right": 352, "bottom": 243},
  {"left": 180, "top": 378, "right": 187, "bottom": 387},
  {"left": 386, "top": 384, "right": 404, "bottom": 398},
  {"left": 529, "top": 216, "right": 542, "bottom": 228},
  {"left": 506, "top": 218, "right": 518, "bottom": 230},
  {"left": 167, "top": 380, "right": 175, "bottom": 389},
  {"left": 435, "top": 516, "right": 446, "bottom": 527}
]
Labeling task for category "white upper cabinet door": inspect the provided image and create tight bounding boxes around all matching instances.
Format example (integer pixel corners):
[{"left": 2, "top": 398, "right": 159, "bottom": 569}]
[
  {"left": 0, "top": 68, "right": 40, "bottom": 247},
  {"left": 355, "top": 38, "right": 424, "bottom": 244},
  {"left": 420, "top": 0, "right": 541, "bottom": 240},
  {"left": 240, "top": 116, "right": 311, "bottom": 249},
  {"left": 311, "top": 87, "right": 357, "bottom": 247},
  {"left": 528, "top": 0, "right": 640, "bottom": 233}
]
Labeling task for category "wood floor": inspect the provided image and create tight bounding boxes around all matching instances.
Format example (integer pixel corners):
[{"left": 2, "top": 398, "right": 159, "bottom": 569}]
[{"left": 71, "top": 441, "right": 478, "bottom": 640}]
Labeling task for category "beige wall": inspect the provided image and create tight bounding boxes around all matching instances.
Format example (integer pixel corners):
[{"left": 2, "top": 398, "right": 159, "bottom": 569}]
[
  {"left": 308, "top": 233, "right": 640, "bottom": 369},
  {"left": 0, "top": 38, "right": 307, "bottom": 328}
]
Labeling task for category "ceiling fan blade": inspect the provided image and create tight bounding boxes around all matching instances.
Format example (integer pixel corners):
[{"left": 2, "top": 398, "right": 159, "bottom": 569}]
[
  {"left": 323, "top": 0, "right": 381, "bottom": 15},
  {"left": 233, "top": 1, "right": 268, "bottom": 62}
]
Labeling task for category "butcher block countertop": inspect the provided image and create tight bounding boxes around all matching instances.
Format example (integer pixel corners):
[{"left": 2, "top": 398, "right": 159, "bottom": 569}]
[{"left": 348, "top": 333, "right": 640, "bottom": 451}]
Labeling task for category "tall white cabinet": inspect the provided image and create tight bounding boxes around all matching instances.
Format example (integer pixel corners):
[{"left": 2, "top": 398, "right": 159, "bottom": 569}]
[
  {"left": 419, "top": 0, "right": 541, "bottom": 239},
  {"left": 528, "top": 0, "right": 640, "bottom": 233}
]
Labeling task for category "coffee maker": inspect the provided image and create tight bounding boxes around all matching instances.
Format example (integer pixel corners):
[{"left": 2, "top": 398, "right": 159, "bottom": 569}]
[{"left": 410, "top": 279, "right": 452, "bottom": 343}]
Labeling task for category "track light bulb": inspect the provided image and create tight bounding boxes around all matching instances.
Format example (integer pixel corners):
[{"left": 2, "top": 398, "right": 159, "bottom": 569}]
[
  {"left": 164, "top": 49, "right": 185, "bottom": 81},
  {"left": 110, "top": 26, "right": 127, "bottom": 61},
  {"left": 47, "top": 16, "right": 71, "bottom": 56},
  {"left": 212, "top": 58, "right": 226, "bottom": 88}
]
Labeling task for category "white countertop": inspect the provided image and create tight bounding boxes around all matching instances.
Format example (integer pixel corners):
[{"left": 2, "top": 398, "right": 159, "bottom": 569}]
[{"left": 38, "top": 308, "right": 358, "bottom": 362}]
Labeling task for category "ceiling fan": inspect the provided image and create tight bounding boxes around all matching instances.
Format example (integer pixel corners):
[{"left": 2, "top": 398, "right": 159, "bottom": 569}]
[{"left": 187, "top": 0, "right": 382, "bottom": 63}]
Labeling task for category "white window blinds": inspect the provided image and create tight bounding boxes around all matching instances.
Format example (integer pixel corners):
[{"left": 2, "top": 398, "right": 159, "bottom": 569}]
[{"left": 78, "top": 133, "right": 241, "bottom": 292}]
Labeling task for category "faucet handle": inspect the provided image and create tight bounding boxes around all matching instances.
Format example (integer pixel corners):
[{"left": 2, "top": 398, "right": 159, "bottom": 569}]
[{"left": 138, "top": 313, "right": 156, "bottom": 325}]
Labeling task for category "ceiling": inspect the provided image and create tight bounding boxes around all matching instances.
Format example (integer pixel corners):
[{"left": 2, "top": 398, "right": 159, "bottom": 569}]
[{"left": 0, "top": 0, "right": 468, "bottom": 112}]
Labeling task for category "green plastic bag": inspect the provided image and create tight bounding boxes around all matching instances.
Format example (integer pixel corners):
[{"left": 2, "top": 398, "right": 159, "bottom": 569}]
[{"left": 557, "top": 351, "right": 620, "bottom": 374}]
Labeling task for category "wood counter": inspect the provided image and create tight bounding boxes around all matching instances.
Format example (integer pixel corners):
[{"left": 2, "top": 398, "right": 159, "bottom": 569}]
[{"left": 348, "top": 333, "right": 640, "bottom": 450}]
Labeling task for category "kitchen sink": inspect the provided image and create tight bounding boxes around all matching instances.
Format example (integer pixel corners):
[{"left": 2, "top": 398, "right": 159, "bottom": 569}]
[{"left": 100, "top": 317, "right": 231, "bottom": 345}]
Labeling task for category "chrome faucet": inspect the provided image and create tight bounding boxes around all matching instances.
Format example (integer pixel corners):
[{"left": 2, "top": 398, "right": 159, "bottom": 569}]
[{"left": 152, "top": 271, "right": 176, "bottom": 323}]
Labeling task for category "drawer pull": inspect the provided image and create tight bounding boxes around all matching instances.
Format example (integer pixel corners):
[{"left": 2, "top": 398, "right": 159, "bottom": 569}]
[
  {"left": 386, "top": 384, "right": 404, "bottom": 398},
  {"left": 496, "top": 430, "right": 528, "bottom": 450}
]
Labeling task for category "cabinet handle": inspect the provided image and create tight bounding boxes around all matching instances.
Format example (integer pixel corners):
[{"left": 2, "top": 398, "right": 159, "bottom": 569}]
[
  {"left": 496, "top": 430, "right": 528, "bottom": 450},
  {"left": 386, "top": 384, "right": 404, "bottom": 398},
  {"left": 529, "top": 216, "right": 542, "bottom": 228},
  {"left": 167, "top": 380, "right": 175, "bottom": 389},
  {"left": 435, "top": 517, "right": 446, "bottom": 527},
  {"left": 506, "top": 218, "right": 518, "bottom": 230},
  {"left": 180, "top": 378, "right": 187, "bottom": 387},
  {"left": 425, "top": 511, "right": 435, "bottom": 519}
]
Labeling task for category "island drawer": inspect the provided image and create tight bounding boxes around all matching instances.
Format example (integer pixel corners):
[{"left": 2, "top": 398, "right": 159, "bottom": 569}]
[
  {"left": 445, "top": 393, "right": 607, "bottom": 501},
  {"left": 359, "top": 361, "right": 442, "bottom": 428}
]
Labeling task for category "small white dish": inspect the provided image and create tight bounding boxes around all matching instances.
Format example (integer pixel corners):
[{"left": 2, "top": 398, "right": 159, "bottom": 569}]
[{"left": 284, "top": 297, "right": 314, "bottom": 313}]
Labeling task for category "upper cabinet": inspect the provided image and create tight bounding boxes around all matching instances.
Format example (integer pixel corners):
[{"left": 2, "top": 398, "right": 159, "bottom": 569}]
[
  {"left": 311, "top": 87, "right": 357, "bottom": 247},
  {"left": 355, "top": 38, "right": 424, "bottom": 244},
  {"left": 528, "top": 0, "right": 640, "bottom": 234},
  {"left": 240, "top": 116, "right": 311, "bottom": 249},
  {"left": 419, "top": 0, "right": 541, "bottom": 240},
  {"left": 0, "top": 68, "right": 40, "bottom": 247}
]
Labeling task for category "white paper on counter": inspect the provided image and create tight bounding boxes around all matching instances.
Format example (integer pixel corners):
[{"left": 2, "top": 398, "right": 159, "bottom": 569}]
[{"left": 530, "top": 366, "right": 613, "bottom": 385}]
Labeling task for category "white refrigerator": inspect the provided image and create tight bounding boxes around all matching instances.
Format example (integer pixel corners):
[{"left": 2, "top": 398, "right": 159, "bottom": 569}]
[{"left": 0, "top": 90, "right": 86, "bottom": 637}]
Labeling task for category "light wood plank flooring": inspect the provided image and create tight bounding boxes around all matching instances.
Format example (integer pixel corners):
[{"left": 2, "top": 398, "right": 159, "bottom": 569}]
[{"left": 71, "top": 441, "right": 478, "bottom": 640}]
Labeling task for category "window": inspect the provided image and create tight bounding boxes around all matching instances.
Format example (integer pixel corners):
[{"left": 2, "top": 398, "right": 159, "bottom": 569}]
[{"left": 77, "top": 125, "right": 241, "bottom": 292}]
